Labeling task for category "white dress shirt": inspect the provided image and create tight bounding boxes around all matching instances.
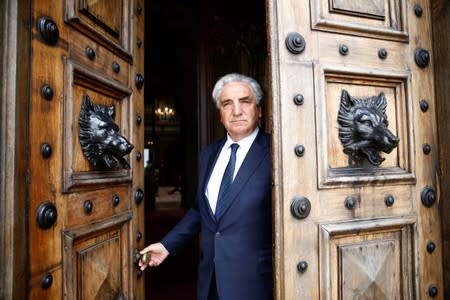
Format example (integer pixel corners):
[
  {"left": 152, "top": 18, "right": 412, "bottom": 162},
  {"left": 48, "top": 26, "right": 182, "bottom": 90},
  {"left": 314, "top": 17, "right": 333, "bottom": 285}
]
[{"left": 205, "top": 127, "right": 259, "bottom": 213}]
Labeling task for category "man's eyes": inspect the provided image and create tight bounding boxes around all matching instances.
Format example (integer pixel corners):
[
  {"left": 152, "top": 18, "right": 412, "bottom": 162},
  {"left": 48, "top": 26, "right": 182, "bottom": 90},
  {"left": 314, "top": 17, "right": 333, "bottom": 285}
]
[{"left": 220, "top": 98, "right": 253, "bottom": 107}]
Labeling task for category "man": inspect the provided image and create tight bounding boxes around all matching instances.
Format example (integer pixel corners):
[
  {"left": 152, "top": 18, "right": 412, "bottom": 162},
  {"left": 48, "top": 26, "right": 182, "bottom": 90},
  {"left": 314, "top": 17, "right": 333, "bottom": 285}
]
[{"left": 139, "top": 73, "right": 273, "bottom": 300}]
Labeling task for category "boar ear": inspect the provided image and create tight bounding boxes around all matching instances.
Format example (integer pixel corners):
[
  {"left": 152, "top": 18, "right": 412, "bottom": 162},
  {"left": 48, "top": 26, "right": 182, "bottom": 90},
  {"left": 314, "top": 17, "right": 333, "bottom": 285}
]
[
  {"left": 108, "top": 104, "right": 116, "bottom": 118},
  {"left": 82, "top": 94, "right": 93, "bottom": 110},
  {"left": 375, "top": 92, "right": 387, "bottom": 113},
  {"left": 341, "top": 89, "right": 356, "bottom": 107}
]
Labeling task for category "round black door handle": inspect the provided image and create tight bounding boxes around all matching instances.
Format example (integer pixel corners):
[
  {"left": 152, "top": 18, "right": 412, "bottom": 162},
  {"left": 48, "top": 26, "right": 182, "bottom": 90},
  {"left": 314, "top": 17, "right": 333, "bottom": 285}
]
[
  {"left": 84, "top": 200, "right": 93, "bottom": 214},
  {"left": 40, "top": 273, "right": 53, "bottom": 289},
  {"left": 290, "top": 196, "right": 311, "bottom": 219},
  {"left": 378, "top": 48, "right": 388, "bottom": 59},
  {"left": 41, "top": 85, "right": 54, "bottom": 100},
  {"left": 421, "top": 186, "right": 437, "bottom": 207},
  {"left": 297, "top": 261, "right": 308, "bottom": 273},
  {"left": 285, "top": 32, "right": 305, "bottom": 54},
  {"left": 135, "top": 188, "right": 144, "bottom": 205},
  {"left": 37, "top": 16, "right": 59, "bottom": 46},
  {"left": 41, "top": 143, "right": 52, "bottom": 159},
  {"left": 293, "top": 94, "right": 304, "bottom": 105},
  {"left": 345, "top": 196, "right": 357, "bottom": 209},
  {"left": 426, "top": 241, "right": 436, "bottom": 253},
  {"left": 85, "top": 47, "right": 96, "bottom": 60},
  {"left": 36, "top": 202, "right": 57, "bottom": 229},
  {"left": 112, "top": 61, "right": 121, "bottom": 73},
  {"left": 428, "top": 285, "right": 438, "bottom": 297},
  {"left": 415, "top": 48, "right": 430, "bottom": 68},
  {"left": 294, "top": 145, "right": 305, "bottom": 157},
  {"left": 136, "top": 231, "right": 143, "bottom": 242},
  {"left": 384, "top": 195, "right": 394, "bottom": 207},
  {"left": 339, "top": 44, "right": 349, "bottom": 55},
  {"left": 112, "top": 194, "right": 120, "bottom": 206},
  {"left": 135, "top": 73, "right": 144, "bottom": 90}
]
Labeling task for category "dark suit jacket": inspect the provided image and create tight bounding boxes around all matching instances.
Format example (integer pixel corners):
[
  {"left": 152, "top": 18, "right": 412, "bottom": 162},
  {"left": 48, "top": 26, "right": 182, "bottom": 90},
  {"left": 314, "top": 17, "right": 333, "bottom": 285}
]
[{"left": 161, "top": 129, "right": 273, "bottom": 300}]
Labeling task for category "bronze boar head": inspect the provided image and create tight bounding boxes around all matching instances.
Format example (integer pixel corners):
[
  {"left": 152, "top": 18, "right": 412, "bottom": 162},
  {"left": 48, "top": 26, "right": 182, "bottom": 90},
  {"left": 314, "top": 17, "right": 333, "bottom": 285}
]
[
  {"left": 337, "top": 90, "right": 400, "bottom": 166},
  {"left": 79, "top": 94, "right": 134, "bottom": 170}
]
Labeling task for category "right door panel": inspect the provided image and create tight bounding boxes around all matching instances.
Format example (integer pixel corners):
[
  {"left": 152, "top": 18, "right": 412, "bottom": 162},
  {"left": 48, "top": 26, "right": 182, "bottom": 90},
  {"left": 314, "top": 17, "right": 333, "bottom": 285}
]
[{"left": 268, "top": 0, "right": 444, "bottom": 299}]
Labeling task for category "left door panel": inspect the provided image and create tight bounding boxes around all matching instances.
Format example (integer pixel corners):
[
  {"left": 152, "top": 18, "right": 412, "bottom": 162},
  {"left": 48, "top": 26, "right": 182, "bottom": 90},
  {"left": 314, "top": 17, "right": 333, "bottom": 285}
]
[{"left": 28, "top": 1, "right": 145, "bottom": 298}]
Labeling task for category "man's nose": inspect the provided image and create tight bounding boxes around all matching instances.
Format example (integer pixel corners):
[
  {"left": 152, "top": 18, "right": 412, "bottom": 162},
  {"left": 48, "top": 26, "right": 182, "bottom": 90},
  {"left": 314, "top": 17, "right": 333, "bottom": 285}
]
[{"left": 232, "top": 102, "right": 242, "bottom": 115}]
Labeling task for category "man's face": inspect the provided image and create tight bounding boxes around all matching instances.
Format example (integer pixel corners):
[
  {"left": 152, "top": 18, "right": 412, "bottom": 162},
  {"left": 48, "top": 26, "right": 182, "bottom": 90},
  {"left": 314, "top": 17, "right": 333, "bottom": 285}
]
[{"left": 219, "top": 81, "right": 261, "bottom": 141}]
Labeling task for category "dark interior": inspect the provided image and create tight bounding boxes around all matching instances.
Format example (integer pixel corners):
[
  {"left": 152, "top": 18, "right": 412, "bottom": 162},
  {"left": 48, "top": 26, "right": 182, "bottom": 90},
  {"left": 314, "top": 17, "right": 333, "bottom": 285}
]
[{"left": 144, "top": 0, "right": 267, "bottom": 298}]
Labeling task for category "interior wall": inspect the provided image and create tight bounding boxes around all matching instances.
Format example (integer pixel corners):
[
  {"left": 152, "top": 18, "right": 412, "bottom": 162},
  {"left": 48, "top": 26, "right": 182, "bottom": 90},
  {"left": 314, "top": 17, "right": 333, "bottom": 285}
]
[{"left": 431, "top": 0, "right": 450, "bottom": 297}]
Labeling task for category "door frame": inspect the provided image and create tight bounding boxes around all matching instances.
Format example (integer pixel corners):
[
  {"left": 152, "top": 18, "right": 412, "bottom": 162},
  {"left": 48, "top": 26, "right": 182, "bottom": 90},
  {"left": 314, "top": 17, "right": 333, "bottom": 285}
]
[
  {"left": 431, "top": 0, "right": 450, "bottom": 296},
  {"left": 0, "top": 0, "right": 31, "bottom": 298}
]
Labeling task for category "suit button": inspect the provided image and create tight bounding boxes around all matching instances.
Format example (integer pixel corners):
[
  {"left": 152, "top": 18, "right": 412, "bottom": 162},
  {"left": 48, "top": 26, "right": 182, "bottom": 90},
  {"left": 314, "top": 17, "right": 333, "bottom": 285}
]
[{"left": 215, "top": 232, "right": 221, "bottom": 237}]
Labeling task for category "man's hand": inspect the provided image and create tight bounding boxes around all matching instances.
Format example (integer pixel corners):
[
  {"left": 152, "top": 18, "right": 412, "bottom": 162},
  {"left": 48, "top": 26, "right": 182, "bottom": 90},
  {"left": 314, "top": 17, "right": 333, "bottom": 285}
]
[{"left": 139, "top": 242, "right": 169, "bottom": 271}]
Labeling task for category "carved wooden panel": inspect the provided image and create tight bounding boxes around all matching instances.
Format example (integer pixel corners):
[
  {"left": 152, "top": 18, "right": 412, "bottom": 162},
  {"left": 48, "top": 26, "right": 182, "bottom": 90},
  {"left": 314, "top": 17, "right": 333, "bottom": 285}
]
[
  {"left": 65, "top": 186, "right": 129, "bottom": 228},
  {"left": 65, "top": 0, "right": 131, "bottom": 61},
  {"left": 69, "top": 30, "right": 130, "bottom": 86},
  {"left": 81, "top": 0, "right": 123, "bottom": 37},
  {"left": 63, "top": 212, "right": 131, "bottom": 299},
  {"left": 340, "top": 240, "right": 398, "bottom": 299},
  {"left": 29, "top": 0, "right": 145, "bottom": 298},
  {"left": 62, "top": 59, "right": 133, "bottom": 191},
  {"left": 319, "top": 216, "right": 417, "bottom": 299},
  {"left": 270, "top": 0, "right": 444, "bottom": 298},
  {"left": 331, "top": 0, "right": 385, "bottom": 19},
  {"left": 311, "top": 0, "right": 408, "bottom": 41},
  {"left": 314, "top": 64, "right": 414, "bottom": 188}
]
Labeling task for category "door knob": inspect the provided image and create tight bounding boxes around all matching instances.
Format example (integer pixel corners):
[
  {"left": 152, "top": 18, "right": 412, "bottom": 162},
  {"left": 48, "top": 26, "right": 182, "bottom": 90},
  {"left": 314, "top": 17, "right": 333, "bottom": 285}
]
[
  {"left": 135, "top": 188, "right": 144, "bottom": 205},
  {"left": 345, "top": 196, "right": 357, "bottom": 210},
  {"left": 297, "top": 261, "right": 308, "bottom": 273},
  {"left": 421, "top": 186, "right": 436, "bottom": 207},
  {"left": 133, "top": 249, "right": 149, "bottom": 265},
  {"left": 37, "top": 16, "right": 59, "bottom": 45},
  {"left": 415, "top": 48, "right": 430, "bottom": 68},
  {"left": 285, "top": 32, "right": 305, "bottom": 54},
  {"left": 36, "top": 202, "right": 57, "bottom": 229},
  {"left": 290, "top": 196, "right": 311, "bottom": 219}
]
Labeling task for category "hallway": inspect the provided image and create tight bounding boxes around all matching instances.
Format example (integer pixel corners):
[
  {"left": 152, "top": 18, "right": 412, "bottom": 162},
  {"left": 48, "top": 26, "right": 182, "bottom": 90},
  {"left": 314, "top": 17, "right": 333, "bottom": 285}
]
[{"left": 145, "top": 208, "right": 199, "bottom": 300}]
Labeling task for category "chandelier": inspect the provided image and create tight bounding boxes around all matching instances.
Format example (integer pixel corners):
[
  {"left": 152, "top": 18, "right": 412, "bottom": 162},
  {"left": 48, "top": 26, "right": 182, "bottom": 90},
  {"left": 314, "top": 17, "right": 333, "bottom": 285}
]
[{"left": 155, "top": 105, "right": 175, "bottom": 120}]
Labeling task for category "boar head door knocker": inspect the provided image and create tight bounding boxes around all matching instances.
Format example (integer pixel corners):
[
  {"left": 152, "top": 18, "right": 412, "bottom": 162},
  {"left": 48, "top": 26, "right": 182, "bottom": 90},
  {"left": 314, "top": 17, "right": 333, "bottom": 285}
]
[
  {"left": 79, "top": 94, "right": 134, "bottom": 170},
  {"left": 337, "top": 90, "right": 400, "bottom": 166}
]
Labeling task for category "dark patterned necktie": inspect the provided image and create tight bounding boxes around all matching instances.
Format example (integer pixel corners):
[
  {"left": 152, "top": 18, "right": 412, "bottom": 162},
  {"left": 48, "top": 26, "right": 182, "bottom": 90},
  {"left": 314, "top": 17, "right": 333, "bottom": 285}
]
[{"left": 215, "top": 143, "right": 239, "bottom": 219}]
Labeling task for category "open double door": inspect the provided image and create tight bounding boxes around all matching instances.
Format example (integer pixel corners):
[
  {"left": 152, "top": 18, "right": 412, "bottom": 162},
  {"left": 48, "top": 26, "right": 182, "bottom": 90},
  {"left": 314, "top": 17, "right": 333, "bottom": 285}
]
[{"left": 26, "top": 0, "right": 444, "bottom": 299}]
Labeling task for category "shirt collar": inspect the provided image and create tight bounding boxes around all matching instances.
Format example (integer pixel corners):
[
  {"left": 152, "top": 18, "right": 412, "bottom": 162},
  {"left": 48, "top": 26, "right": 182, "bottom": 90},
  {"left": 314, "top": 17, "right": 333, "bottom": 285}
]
[{"left": 225, "top": 127, "right": 259, "bottom": 151}]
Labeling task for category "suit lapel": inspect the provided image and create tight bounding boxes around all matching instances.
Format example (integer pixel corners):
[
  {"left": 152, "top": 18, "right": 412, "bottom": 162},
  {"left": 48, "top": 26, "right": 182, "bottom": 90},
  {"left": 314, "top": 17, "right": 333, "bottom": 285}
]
[{"left": 215, "top": 131, "right": 269, "bottom": 222}]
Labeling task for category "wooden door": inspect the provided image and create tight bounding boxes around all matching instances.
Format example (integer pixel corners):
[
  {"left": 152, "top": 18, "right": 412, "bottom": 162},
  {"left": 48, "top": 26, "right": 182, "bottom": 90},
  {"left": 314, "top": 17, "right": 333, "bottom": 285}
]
[
  {"left": 268, "top": 0, "right": 444, "bottom": 299},
  {"left": 28, "top": 1, "right": 145, "bottom": 299}
]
